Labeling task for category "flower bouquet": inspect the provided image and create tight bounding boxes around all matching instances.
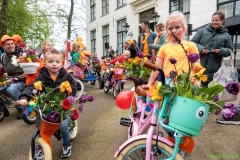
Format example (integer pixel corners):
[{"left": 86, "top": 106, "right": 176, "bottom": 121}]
[
  {"left": 124, "top": 52, "right": 152, "bottom": 88},
  {"left": 12, "top": 48, "right": 41, "bottom": 74},
  {"left": 24, "top": 81, "right": 93, "bottom": 128}
]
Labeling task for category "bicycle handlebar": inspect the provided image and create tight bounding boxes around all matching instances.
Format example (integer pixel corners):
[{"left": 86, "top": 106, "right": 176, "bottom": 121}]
[{"left": 140, "top": 60, "right": 166, "bottom": 85}]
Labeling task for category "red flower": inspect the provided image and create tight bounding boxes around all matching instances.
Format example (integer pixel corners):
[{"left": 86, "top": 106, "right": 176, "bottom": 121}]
[
  {"left": 71, "top": 109, "right": 79, "bottom": 120},
  {"left": 62, "top": 99, "right": 71, "bottom": 110}
]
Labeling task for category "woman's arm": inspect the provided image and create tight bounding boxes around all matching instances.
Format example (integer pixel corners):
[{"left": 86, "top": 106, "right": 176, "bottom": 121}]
[{"left": 191, "top": 29, "right": 205, "bottom": 53}]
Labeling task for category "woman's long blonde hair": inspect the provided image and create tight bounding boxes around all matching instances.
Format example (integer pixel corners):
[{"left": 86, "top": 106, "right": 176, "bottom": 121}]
[{"left": 165, "top": 11, "right": 188, "bottom": 42}]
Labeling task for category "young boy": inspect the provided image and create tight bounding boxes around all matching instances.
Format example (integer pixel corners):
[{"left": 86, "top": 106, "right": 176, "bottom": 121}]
[
  {"left": 105, "top": 50, "right": 130, "bottom": 87},
  {"left": 18, "top": 49, "right": 76, "bottom": 158}
]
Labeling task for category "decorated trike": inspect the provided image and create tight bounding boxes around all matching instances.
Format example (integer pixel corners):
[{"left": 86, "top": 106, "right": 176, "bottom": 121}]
[
  {"left": 103, "top": 66, "right": 126, "bottom": 99},
  {"left": 114, "top": 60, "right": 230, "bottom": 160}
]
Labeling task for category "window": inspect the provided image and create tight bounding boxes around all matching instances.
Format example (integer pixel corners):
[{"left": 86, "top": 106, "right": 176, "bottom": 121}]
[
  {"left": 91, "top": 30, "right": 96, "bottom": 54},
  {"left": 90, "top": 0, "right": 96, "bottom": 21},
  {"left": 117, "top": 0, "right": 126, "bottom": 8},
  {"left": 117, "top": 19, "right": 126, "bottom": 53},
  {"left": 102, "top": 25, "right": 109, "bottom": 56},
  {"left": 102, "top": 0, "right": 109, "bottom": 15},
  {"left": 217, "top": 0, "right": 240, "bottom": 18},
  {"left": 169, "top": 0, "right": 190, "bottom": 23},
  {"left": 139, "top": 9, "right": 155, "bottom": 32}
]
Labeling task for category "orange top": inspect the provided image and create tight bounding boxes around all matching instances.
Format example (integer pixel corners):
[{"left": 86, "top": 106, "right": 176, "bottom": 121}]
[
  {"left": 101, "top": 60, "right": 107, "bottom": 71},
  {"left": 157, "top": 41, "right": 199, "bottom": 77},
  {"left": 50, "top": 75, "right": 57, "bottom": 82}
]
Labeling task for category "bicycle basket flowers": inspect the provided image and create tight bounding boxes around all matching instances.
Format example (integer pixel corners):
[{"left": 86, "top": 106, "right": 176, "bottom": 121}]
[
  {"left": 124, "top": 51, "right": 151, "bottom": 87},
  {"left": 26, "top": 81, "right": 73, "bottom": 124},
  {"left": 0, "top": 65, "right": 7, "bottom": 86},
  {"left": 158, "top": 53, "right": 239, "bottom": 118}
]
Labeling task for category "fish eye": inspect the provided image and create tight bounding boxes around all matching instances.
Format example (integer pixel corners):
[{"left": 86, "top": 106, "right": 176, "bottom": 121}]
[{"left": 196, "top": 107, "right": 206, "bottom": 120}]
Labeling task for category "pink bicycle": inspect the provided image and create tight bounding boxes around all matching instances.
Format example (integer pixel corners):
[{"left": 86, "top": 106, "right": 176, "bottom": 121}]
[
  {"left": 104, "top": 67, "right": 126, "bottom": 99},
  {"left": 114, "top": 65, "right": 188, "bottom": 160}
]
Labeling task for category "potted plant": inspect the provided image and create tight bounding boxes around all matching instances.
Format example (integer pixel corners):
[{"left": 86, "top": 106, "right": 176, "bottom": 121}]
[{"left": 11, "top": 48, "right": 41, "bottom": 74}]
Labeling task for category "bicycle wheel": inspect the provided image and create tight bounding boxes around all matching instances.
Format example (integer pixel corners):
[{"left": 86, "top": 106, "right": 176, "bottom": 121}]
[
  {"left": 117, "top": 139, "right": 183, "bottom": 160},
  {"left": 0, "top": 102, "right": 5, "bottom": 122},
  {"left": 113, "top": 80, "right": 121, "bottom": 99},
  {"left": 70, "top": 120, "right": 78, "bottom": 140},
  {"left": 98, "top": 75, "right": 104, "bottom": 89},
  {"left": 23, "top": 109, "right": 37, "bottom": 124},
  {"left": 29, "top": 137, "right": 52, "bottom": 160},
  {"left": 74, "top": 78, "right": 84, "bottom": 101}
]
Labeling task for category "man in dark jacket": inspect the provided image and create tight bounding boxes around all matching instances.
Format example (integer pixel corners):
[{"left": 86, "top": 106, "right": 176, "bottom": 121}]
[{"left": 0, "top": 35, "right": 26, "bottom": 119}]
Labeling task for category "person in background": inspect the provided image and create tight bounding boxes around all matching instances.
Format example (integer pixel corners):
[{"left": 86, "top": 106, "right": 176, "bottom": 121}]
[
  {"left": 150, "top": 23, "right": 167, "bottom": 55},
  {"left": 70, "top": 42, "right": 81, "bottom": 63},
  {"left": 0, "top": 35, "right": 26, "bottom": 119},
  {"left": 38, "top": 40, "right": 53, "bottom": 59},
  {"left": 127, "top": 39, "right": 138, "bottom": 58},
  {"left": 108, "top": 45, "right": 115, "bottom": 60},
  {"left": 101, "top": 56, "right": 107, "bottom": 71},
  {"left": 105, "top": 50, "right": 131, "bottom": 87},
  {"left": 18, "top": 49, "right": 76, "bottom": 158},
  {"left": 138, "top": 20, "right": 157, "bottom": 60},
  {"left": 123, "top": 41, "right": 129, "bottom": 50},
  {"left": 91, "top": 52, "right": 101, "bottom": 76},
  {"left": 191, "top": 11, "right": 233, "bottom": 87}
]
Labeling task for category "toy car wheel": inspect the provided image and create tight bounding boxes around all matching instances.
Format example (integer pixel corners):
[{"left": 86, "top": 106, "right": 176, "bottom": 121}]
[
  {"left": 29, "top": 137, "right": 52, "bottom": 160},
  {"left": 90, "top": 81, "right": 96, "bottom": 85},
  {"left": 70, "top": 120, "right": 78, "bottom": 140},
  {"left": 0, "top": 102, "right": 5, "bottom": 122},
  {"left": 98, "top": 75, "right": 104, "bottom": 89},
  {"left": 23, "top": 109, "right": 37, "bottom": 124}
]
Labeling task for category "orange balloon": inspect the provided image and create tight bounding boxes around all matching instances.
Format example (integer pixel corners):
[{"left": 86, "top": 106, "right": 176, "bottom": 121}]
[{"left": 116, "top": 91, "right": 134, "bottom": 110}]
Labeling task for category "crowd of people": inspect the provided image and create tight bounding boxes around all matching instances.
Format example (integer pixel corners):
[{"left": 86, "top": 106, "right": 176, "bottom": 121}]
[{"left": 0, "top": 10, "right": 235, "bottom": 158}]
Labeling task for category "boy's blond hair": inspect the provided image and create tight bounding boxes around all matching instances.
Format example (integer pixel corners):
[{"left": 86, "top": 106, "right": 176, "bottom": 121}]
[
  {"left": 41, "top": 40, "right": 52, "bottom": 53},
  {"left": 44, "top": 48, "right": 63, "bottom": 61},
  {"left": 166, "top": 11, "right": 188, "bottom": 42}
]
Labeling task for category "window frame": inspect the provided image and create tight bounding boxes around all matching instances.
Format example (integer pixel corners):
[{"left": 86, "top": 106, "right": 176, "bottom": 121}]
[
  {"left": 117, "top": 0, "right": 126, "bottom": 8},
  {"left": 117, "top": 18, "right": 127, "bottom": 54},
  {"left": 90, "top": 30, "right": 96, "bottom": 54},
  {"left": 169, "top": 0, "right": 190, "bottom": 23},
  {"left": 102, "top": 25, "right": 109, "bottom": 56},
  {"left": 102, "top": 0, "right": 109, "bottom": 16},
  {"left": 90, "top": 0, "right": 96, "bottom": 21}
]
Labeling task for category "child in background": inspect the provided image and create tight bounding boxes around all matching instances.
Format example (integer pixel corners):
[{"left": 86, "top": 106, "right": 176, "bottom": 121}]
[
  {"left": 18, "top": 49, "right": 76, "bottom": 158},
  {"left": 25, "top": 40, "right": 53, "bottom": 85},
  {"left": 105, "top": 50, "right": 131, "bottom": 87},
  {"left": 70, "top": 42, "right": 81, "bottom": 63},
  {"left": 39, "top": 40, "right": 53, "bottom": 59},
  {"left": 101, "top": 56, "right": 107, "bottom": 71}
]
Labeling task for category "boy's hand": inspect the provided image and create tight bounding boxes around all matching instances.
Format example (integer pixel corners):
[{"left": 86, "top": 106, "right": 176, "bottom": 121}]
[{"left": 18, "top": 99, "right": 28, "bottom": 107}]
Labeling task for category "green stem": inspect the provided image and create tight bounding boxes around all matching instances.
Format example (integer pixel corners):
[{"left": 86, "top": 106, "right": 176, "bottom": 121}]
[{"left": 201, "top": 100, "right": 223, "bottom": 110}]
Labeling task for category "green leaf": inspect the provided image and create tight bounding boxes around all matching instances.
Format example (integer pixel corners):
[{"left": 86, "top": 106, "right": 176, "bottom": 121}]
[
  {"left": 159, "top": 85, "right": 173, "bottom": 96},
  {"left": 45, "top": 87, "right": 52, "bottom": 93},
  {"left": 199, "top": 84, "right": 224, "bottom": 99},
  {"left": 123, "top": 61, "right": 132, "bottom": 70}
]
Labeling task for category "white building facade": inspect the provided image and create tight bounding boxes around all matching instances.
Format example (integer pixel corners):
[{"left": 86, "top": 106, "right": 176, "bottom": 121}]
[{"left": 86, "top": 0, "right": 239, "bottom": 60}]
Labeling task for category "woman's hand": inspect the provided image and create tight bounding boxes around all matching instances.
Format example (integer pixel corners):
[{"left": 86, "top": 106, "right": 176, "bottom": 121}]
[
  {"left": 201, "top": 49, "right": 208, "bottom": 54},
  {"left": 214, "top": 49, "right": 220, "bottom": 54},
  {"left": 18, "top": 99, "right": 28, "bottom": 107}
]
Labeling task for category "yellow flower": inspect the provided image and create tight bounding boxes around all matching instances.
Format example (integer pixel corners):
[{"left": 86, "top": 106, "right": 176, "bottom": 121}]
[
  {"left": 34, "top": 81, "right": 42, "bottom": 91},
  {"left": 3, "top": 81, "right": 6, "bottom": 85},
  {"left": 27, "top": 57, "right": 32, "bottom": 62},
  {"left": 59, "top": 81, "right": 72, "bottom": 93},
  {"left": 148, "top": 82, "right": 163, "bottom": 101},
  {"left": 143, "top": 57, "right": 148, "bottom": 61}
]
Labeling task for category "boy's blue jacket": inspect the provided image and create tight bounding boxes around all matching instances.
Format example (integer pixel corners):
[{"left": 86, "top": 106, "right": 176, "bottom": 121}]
[{"left": 19, "top": 67, "right": 76, "bottom": 101}]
